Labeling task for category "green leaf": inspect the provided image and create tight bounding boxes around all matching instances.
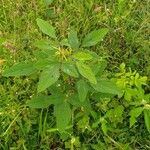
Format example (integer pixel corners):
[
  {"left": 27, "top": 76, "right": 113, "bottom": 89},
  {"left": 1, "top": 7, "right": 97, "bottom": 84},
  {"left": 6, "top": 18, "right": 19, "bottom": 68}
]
[
  {"left": 76, "top": 62, "right": 97, "bottom": 84},
  {"left": 34, "top": 40, "right": 53, "bottom": 50},
  {"left": 3, "top": 62, "right": 37, "bottom": 77},
  {"left": 91, "top": 79, "right": 121, "bottom": 95},
  {"left": 61, "top": 63, "right": 79, "bottom": 78},
  {"left": 82, "top": 28, "right": 109, "bottom": 47},
  {"left": 36, "top": 18, "right": 56, "bottom": 39},
  {"left": 77, "top": 80, "right": 89, "bottom": 102},
  {"left": 129, "top": 107, "right": 143, "bottom": 127},
  {"left": 54, "top": 102, "right": 71, "bottom": 130},
  {"left": 60, "top": 38, "right": 70, "bottom": 47},
  {"left": 44, "top": 0, "right": 53, "bottom": 6},
  {"left": 73, "top": 52, "right": 93, "bottom": 61},
  {"left": 90, "top": 60, "right": 107, "bottom": 75},
  {"left": 68, "top": 94, "right": 92, "bottom": 113},
  {"left": 34, "top": 60, "right": 56, "bottom": 70},
  {"left": 27, "top": 95, "right": 63, "bottom": 108},
  {"left": 37, "top": 64, "right": 60, "bottom": 93},
  {"left": 68, "top": 30, "right": 80, "bottom": 50},
  {"left": 144, "top": 109, "right": 150, "bottom": 133}
]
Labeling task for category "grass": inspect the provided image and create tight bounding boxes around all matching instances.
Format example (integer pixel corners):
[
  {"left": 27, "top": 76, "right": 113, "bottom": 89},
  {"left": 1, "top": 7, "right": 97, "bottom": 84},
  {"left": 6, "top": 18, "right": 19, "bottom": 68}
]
[{"left": 0, "top": 0, "right": 150, "bottom": 149}]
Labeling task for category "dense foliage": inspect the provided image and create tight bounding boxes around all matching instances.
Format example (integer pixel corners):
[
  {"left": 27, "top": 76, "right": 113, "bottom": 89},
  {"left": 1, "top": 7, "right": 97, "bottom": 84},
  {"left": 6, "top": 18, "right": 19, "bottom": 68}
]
[{"left": 0, "top": 0, "right": 150, "bottom": 149}]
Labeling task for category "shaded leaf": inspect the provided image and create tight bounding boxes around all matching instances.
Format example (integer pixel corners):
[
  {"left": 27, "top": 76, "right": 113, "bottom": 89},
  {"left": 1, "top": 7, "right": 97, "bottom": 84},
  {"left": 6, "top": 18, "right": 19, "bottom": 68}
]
[
  {"left": 27, "top": 95, "right": 63, "bottom": 108},
  {"left": 129, "top": 107, "right": 143, "bottom": 127},
  {"left": 54, "top": 102, "right": 71, "bottom": 130},
  {"left": 144, "top": 109, "right": 150, "bottom": 133},
  {"left": 90, "top": 60, "right": 107, "bottom": 75},
  {"left": 68, "top": 94, "right": 92, "bottom": 113}
]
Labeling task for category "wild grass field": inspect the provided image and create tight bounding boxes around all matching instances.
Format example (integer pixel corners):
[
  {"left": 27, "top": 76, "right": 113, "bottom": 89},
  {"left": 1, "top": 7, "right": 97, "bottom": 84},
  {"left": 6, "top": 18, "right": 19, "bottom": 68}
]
[{"left": 0, "top": 0, "right": 150, "bottom": 149}]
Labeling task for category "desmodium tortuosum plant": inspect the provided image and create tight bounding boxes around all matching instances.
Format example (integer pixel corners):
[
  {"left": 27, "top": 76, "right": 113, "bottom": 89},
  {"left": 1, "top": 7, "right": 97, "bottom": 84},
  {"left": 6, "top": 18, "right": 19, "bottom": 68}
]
[{"left": 2, "top": 18, "right": 122, "bottom": 136}]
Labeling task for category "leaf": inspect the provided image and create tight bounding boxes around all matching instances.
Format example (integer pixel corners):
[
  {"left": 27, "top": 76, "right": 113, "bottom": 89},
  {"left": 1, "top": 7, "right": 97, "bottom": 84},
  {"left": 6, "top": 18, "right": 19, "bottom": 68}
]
[
  {"left": 34, "top": 40, "right": 53, "bottom": 50},
  {"left": 73, "top": 52, "right": 93, "bottom": 61},
  {"left": 61, "top": 63, "right": 79, "bottom": 78},
  {"left": 68, "top": 30, "right": 80, "bottom": 50},
  {"left": 144, "top": 109, "right": 150, "bottom": 133},
  {"left": 68, "top": 94, "right": 92, "bottom": 113},
  {"left": 60, "top": 38, "right": 70, "bottom": 47},
  {"left": 44, "top": 0, "right": 53, "bottom": 6},
  {"left": 91, "top": 79, "right": 121, "bottom": 95},
  {"left": 54, "top": 102, "right": 71, "bottom": 130},
  {"left": 129, "top": 107, "right": 143, "bottom": 127},
  {"left": 27, "top": 95, "right": 63, "bottom": 108},
  {"left": 37, "top": 64, "right": 60, "bottom": 93},
  {"left": 77, "top": 79, "right": 89, "bottom": 102},
  {"left": 82, "top": 28, "right": 109, "bottom": 47},
  {"left": 76, "top": 62, "right": 97, "bottom": 84},
  {"left": 90, "top": 60, "right": 107, "bottom": 75},
  {"left": 36, "top": 18, "right": 56, "bottom": 39},
  {"left": 34, "top": 60, "right": 56, "bottom": 70},
  {"left": 106, "top": 105, "right": 124, "bottom": 124},
  {"left": 3, "top": 62, "right": 37, "bottom": 77}
]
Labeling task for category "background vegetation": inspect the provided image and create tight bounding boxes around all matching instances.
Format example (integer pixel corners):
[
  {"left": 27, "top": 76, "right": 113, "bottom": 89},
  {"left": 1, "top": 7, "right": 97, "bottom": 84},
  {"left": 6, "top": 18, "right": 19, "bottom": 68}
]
[{"left": 0, "top": 0, "right": 150, "bottom": 149}]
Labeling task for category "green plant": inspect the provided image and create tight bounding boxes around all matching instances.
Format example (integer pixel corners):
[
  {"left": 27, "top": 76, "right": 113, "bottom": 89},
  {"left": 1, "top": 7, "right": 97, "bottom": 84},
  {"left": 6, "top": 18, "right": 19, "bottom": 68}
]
[
  {"left": 115, "top": 63, "right": 150, "bottom": 132},
  {"left": 2, "top": 18, "right": 122, "bottom": 138}
]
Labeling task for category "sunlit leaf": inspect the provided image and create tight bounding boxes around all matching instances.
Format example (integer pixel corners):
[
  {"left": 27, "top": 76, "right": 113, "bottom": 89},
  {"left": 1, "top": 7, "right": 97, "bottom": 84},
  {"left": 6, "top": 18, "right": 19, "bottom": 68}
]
[
  {"left": 82, "top": 28, "right": 109, "bottom": 47},
  {"left": 77, "top": 79, "right": 89, "bottom": 102},
  {"left": 68, "top": 30, "right": 80, "bottom": 50},
  {"left": 61, "top": 63, "right": 79, "bottom": 78},
  {"left": 3, "top": 62, "right": 37, "bottom": 77},
  {"left": 76, "top": 62, "right": 97, "bottom": 84},
  {"left": 37, "top": 64, "right": 60, "bottom": 92},
  {"left": 36, "top": 18, "right": 56, "bottom": 39}
]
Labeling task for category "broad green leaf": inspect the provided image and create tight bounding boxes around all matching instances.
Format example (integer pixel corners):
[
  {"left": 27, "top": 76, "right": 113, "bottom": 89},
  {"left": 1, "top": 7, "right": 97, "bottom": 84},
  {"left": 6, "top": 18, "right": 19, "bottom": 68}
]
[
  {"left": 68, "top": 94, "right": 92, "bottom": 113},
  {"left": 90, "top": 60, "right": 107, "bottom": 75},
  {"left": 61, "top": 63, "right": 79, "bottom": 78},
  {"left": 76, "top": 62, "right": 97, "bottom": 84},
  {"left": 124, "top": 88, "right": 138, "bottom": 102},
  {"left": 77, "top": 79, "right": 89, "bottom": 102},
  {"left": 36, "top": 18, "right": 56, "bottom": 39},
  {"left": 27, "top": 95, "right": 63, "bottom": 108},
  {"left": 144, "top": 109, "right": 150, "bottom": 133},
  {"left": 3, "top": 62, "right": 37, "bottom": 77},
  {"left": 33, "top": 40, "right": 58, "bottom": 52},
  {"left": 82, "top": 28, "right": 109, "bottom": 47},
  {"left": 129, "top": 107, "right": 143, "bottom": 127},
  {"left": 68, "top": 30, "right": 80, "bottom": 50},
  {"left": 60, "top": 38, "right": 70, "bottom": 47},
  {"left": 37, "top": 64, "right": 60, "bottom": 93},
  {"left": 91, "top": 79, "right": 121, "bottom": 95},
  {"left": 34, "top": 60, "right": 56, "bottom": 70},
  {"left": 34, "top": 40, "right": 53, "bottom": 50},
  {"left": 54, "top": 102, "right": 71, "bottom": 130},
  {"left": 107, "top": 105, "right": 124, "bottom": 124},
  {"left": 73, "top": 52, "right": 93, "bottom": 61},
  {"left": 44, "top": 0, "right": 53, "bottom": 6}
]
